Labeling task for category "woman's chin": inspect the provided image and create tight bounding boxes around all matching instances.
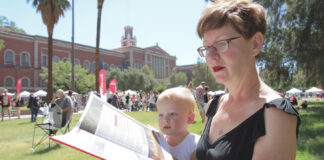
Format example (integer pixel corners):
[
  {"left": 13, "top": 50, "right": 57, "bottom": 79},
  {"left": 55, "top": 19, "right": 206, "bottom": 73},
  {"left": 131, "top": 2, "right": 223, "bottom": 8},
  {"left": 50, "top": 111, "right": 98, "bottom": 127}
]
[{"left": 214, "top": 75, "right": 226, "bottom": 83}]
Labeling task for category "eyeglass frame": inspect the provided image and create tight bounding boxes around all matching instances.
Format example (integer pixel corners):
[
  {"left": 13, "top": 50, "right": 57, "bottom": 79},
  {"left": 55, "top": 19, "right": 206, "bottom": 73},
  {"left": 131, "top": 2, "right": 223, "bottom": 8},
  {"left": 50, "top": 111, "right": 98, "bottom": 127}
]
[{"left": 197, "top": 37, "right": 241, "bottom": 57}]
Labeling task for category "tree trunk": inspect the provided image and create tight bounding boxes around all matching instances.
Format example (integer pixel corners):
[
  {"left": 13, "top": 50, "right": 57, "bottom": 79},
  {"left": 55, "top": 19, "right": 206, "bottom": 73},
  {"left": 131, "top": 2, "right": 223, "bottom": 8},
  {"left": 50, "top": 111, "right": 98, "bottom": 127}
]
[
  {"left": 46, "top": 33, "right": 53, "bottom": 104},
  {"left": 95, "top": 0, "right": 104, "bottom": 93}
]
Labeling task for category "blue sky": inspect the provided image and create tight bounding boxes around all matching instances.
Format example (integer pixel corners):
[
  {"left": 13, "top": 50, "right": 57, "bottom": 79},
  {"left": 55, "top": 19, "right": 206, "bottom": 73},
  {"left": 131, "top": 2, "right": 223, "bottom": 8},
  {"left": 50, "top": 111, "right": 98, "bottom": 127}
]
[{"left": 0, "top": 0, "right": 207, "bottom": 65}]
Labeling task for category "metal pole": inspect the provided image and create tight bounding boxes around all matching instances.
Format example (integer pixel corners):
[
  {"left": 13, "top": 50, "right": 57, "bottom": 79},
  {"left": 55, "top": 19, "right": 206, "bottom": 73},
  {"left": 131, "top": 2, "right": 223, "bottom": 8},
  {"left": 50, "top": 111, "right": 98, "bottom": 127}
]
[{"left": 71, "top": 0, "right": 75, "bottom": 91}]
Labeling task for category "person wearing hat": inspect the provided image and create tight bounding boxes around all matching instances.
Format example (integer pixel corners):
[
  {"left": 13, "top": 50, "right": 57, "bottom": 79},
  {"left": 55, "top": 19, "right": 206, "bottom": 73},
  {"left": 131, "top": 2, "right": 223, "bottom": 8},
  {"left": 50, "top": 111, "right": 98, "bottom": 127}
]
[
  {"left": 195, "top": 81, "right": 207, "bottom": 122},
  {"left": 1, "top": 89, "right": 11, "bottom": 121}
]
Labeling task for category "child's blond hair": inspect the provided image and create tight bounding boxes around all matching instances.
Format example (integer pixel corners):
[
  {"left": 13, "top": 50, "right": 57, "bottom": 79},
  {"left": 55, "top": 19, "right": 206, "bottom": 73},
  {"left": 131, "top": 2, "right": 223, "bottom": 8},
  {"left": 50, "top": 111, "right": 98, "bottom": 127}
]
[{"left": 157, "top": 87, "right": 195, "bottom": 112}]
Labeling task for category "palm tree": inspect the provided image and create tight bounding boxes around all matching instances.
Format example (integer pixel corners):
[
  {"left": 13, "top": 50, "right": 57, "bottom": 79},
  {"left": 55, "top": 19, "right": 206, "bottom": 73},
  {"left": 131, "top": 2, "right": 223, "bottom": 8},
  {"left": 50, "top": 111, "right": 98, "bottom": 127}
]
[
  {"left": 28, "top": 0, "right": 70, "bottom": 103},
  {"left": 95, "top": 0, "right": 104, "bottom": 92}
]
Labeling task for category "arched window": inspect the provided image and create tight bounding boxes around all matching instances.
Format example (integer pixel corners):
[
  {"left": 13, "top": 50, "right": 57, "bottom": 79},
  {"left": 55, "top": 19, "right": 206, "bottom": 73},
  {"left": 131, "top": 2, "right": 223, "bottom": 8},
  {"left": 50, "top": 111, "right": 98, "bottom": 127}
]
[
  {"left": 62, "top": 58, "right": 69, "bottom": 63},
  {"left": 74, "top": 59, "right": 80, "bottom": 66},
  {"left": 53, "top": 56, "right": 60, "bottom": 63},
  {"left": 104, "top": 63, "right": 109, "bottom": 70},
  {"left": 91, "top": 61, "right": 96, "bottom": 73},
  {"left": 4, "top": 50, "right": 15, "bottom": 64},
  {"left": 20, "top": 52, "right": 30, "bottom": 66},
  {"left": 41, "top": 54, "right": 48, "bottom": 67},
  {"left": 84, "top": 60, "right": 90, "bottom": 71},
  {"left": 4, "top": 76, "right": 14, "bottom": 87},
  {"left": 21, "top": 77, "right": 30, "bottom": 87}
]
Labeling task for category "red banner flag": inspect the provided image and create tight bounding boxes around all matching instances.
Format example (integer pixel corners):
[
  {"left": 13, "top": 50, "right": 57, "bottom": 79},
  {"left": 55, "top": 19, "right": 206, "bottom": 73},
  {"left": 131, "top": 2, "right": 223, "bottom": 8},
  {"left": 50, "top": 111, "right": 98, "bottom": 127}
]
[
  {"left": 99, "top": 69, "right": 107, "bottom": 97},
  {"left": 109, "top": 79, "right": 117, "bottom": 94},
  {"left": 17, "top": 78, "right": 22, "bottom": 93}
]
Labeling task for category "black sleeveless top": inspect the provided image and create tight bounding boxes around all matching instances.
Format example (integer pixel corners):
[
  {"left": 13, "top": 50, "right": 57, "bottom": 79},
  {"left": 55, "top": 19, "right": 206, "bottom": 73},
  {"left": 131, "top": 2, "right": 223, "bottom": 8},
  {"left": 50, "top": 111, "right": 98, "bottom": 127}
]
[{"left": 196, "top": 94, "right": 301, "bottom": 160}]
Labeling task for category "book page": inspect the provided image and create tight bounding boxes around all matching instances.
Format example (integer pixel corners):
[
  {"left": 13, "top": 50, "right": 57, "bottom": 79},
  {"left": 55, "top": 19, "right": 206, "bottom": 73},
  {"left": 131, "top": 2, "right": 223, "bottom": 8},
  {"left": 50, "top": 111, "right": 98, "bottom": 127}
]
[{"left": 51, "top": 93, "right": 172, "bottom": 160}]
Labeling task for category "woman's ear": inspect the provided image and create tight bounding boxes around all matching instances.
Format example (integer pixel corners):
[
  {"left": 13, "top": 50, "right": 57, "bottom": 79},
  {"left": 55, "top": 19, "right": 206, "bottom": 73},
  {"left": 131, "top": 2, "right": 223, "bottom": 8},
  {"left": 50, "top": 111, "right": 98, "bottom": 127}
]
[
  {"left": 252, "top": 32, "right": 264, "bottom": 57},
  {"left": 188, "top": 112, "right": 195, "bottom": 124}
]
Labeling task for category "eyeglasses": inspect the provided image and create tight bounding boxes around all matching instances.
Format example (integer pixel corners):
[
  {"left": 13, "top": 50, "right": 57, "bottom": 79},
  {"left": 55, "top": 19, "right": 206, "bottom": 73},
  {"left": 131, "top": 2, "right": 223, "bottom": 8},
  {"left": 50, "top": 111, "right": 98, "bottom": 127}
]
[{"left": 197, "top": 37, "right": 240, "bottom": 57}]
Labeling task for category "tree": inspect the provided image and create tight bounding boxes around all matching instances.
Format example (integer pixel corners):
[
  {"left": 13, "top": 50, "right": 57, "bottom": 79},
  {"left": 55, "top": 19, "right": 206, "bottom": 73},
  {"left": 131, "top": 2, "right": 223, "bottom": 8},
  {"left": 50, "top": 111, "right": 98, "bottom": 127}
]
[
  {"left": 40, "top": 61, "right": 95, "bottom": 94},
  {"left": 106, "top": 67, "right": 157, "bottom": 93},
  {"left": 0, "top": 39, "right": 4, "bottom": 52},
  {"left": 0, "top": 16, "right": 25, "bottom": 33},
  {"left": 258, "top": 0, "right": 324, "bottom": 89},
  {"left": 95, "top": 0, "right": 104, "bottom": 93},
  {"left": 28, "top": 0, "right": 70, "bottom": 103},
  {"left": 192, "top": 62, "right": 224, "bottom": 91},
  {"left": 168, "top": 72, "right": 188, "bottom": 88}
]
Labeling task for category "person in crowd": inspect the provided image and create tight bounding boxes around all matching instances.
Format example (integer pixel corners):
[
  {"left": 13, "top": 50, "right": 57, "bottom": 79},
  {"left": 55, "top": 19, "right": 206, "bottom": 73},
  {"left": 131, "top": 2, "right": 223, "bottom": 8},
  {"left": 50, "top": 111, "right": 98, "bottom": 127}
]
[
  {"left": 148, "top": 92, "right": 155, "bottom": 112},
  {"left": 51, "top": 89, "right": 73, "bottom": 127},
  {"left": 111, "top": 93, "right": 118, "bottom": 108},
  {"left": 290, "top": 95, "right": 298, "bottom": 106},
  {"left": 125, "top": 93, "right": 130, "bottom": 111},
  {"left": 1, "top": 89, "right": 11, "bottom": 121},
  {"left": 14, "top": 92, "right": 23, "bottom": 119},
  {"left": 187, "top": 81, "right": 196, "bottom": 98},
  {"left": 195, "top": 0, "right": 300, "bottom": 159},
  {"left": 28, "top": 92, "right": 39, "bottom": 122},
  {"left": 68, "top": 90, "right": 77, "bottom": 112},
  {"left": 203, "top": 86, "right": 210, "bottom": 109},
  {"left": 298, "top": 100, "right": 308, "bottom": 110},
  {"left": 195, "top": 81, "right": 207, "bottom": 122},
  {"left": 157, "top": 87, "right": 200, "bottom": 160}
]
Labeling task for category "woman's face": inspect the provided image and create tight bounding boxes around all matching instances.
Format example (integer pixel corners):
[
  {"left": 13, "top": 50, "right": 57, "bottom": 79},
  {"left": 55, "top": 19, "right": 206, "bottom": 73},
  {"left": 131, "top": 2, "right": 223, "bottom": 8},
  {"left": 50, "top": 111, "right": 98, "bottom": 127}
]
[{"left": 202, "top": 24, "right": 255, "bottom": 84}]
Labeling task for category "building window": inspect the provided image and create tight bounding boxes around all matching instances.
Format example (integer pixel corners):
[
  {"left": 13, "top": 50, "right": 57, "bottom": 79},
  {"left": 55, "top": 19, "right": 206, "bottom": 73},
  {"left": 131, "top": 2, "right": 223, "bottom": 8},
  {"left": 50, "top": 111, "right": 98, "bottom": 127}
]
[
  {"left": 20, "top": 52, "right": 30, "bottom": 66},
  {"left": 53, "top": 56, "right": 60, "bottom": 63},
  {"left": 110, "top": 64, "right": 115, "bottom": 68},
  {"left": 41, "top": 54, "right": 48, "bottom": 67},
  {"left": 74, "top": 59, "right": 80, "bottom": 66},
  {"left": 84, "top": 60, "right": 90, "bottom": 71},
  {"left": 62, "top": 58, "right": 69, "bottom": 63},
  {"left": 21, "top": 77, "right": 30, "bottom": 87},
  {"left": 40, "top": 79, "right": 46, "bottom": 87},
  {"left": 91, "top": 61, "right": 96, "bottom": 73},
  {"left": 4, "top": 76, "right": 14, "bottom": 87},
  {"left": 151, "top": 55, "right": 165, "bottom": 79},
  {"left": 4, "top": 50, "right": 15, "bottom": 64},
  {"left": 104, "top": 63, "right": 109, "bottom": 70}
]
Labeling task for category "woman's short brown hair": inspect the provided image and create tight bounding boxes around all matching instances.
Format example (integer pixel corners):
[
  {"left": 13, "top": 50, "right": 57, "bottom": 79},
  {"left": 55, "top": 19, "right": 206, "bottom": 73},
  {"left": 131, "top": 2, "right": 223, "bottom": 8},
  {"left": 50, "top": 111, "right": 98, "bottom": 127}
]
[{"left": 197, "top": 0, "right": 266, "bottom": 39}]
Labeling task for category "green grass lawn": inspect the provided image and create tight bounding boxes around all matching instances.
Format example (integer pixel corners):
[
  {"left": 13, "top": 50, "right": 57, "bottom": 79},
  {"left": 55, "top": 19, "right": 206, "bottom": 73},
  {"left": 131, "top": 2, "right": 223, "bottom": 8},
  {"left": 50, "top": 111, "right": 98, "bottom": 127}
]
[{"left": 0, "top": 100, "right": 323, "bottom": 160}]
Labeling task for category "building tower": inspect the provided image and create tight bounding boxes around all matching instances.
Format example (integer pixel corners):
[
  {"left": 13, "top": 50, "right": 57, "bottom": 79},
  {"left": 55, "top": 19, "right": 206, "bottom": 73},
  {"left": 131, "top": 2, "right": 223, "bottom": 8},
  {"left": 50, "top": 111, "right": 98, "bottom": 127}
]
[{"left": 121, "top": 26, "right": 136, "bottom": 47}]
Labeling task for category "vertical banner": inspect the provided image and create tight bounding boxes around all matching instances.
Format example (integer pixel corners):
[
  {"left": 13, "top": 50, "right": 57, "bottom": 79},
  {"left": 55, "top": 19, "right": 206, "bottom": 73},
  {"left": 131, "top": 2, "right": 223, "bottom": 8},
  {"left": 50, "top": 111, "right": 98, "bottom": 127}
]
[
  {"left": 17, "top": 78, "right": 22, "bottom": 94},
  {"left": 99, "top": 69, "right": 107, "bottom": 101},
  {"left": 109, "top": 79, "right": 117, "bottom": 94}
]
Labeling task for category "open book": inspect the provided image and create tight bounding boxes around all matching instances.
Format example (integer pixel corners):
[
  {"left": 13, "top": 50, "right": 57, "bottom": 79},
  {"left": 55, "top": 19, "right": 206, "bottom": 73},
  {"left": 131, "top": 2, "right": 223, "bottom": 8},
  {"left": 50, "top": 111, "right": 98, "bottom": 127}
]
[{"left": 50, "top": 93, "right": 172, "bottom": 160}]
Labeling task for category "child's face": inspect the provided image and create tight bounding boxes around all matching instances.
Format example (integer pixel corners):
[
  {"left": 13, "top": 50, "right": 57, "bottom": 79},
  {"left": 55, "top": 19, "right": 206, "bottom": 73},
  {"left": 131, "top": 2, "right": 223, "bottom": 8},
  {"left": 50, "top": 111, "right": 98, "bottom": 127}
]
[{"left": 157, "top": 100, "right": 194, "bottom": 136}]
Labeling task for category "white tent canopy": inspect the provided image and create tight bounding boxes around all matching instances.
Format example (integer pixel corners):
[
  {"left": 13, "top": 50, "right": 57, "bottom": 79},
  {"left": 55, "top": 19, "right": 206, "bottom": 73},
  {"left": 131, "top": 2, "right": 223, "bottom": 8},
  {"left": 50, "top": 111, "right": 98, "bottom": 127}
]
[
  {"left": 305, "top": 87, "right": 323, "bottom": 93},
  {"left": 286, "top": 88, "right": 303, "bottom": 94},
  {"left": 125, "top": 89, "right": 136, "bottom": 96},
  {"left": 20, "top": 91, "right": 30, "bottom": 98},
  {"left": 35, "top": 90, "right": 47, "bottom": 97}
]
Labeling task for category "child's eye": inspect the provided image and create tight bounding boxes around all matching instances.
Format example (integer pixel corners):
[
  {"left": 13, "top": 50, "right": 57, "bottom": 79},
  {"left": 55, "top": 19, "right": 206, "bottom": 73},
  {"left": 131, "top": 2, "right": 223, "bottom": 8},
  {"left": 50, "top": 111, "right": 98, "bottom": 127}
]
[
  {"left": 170, "top": 113, "right": 178, "bottom": 117},
  {"left": 158, "top": 114, "right": 163, "bottom": 118}
]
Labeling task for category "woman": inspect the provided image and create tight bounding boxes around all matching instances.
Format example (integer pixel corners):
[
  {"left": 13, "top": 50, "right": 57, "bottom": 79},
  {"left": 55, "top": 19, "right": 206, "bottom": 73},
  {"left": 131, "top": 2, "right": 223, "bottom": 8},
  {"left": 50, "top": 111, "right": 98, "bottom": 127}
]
[
  {"left": 195, "top": 0, "right": 300, "bottom": 159},
  {"left": 14, "top": 92, "right": 23, "bottom": 119}
]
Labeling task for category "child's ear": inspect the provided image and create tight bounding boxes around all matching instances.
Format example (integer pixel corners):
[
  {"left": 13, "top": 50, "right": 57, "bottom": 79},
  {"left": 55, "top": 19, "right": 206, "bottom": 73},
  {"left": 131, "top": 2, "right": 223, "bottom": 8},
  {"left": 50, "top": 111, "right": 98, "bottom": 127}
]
[{"left": 188, "top": 112, "right": 195, "bottom": 124}]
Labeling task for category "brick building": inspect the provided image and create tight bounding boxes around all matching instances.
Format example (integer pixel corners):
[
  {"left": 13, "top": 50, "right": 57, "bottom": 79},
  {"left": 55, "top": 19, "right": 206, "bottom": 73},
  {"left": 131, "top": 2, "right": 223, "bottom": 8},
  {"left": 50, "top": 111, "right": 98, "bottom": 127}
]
[{"left": 0, "top": 26, "right": 176, "bottom": 92}]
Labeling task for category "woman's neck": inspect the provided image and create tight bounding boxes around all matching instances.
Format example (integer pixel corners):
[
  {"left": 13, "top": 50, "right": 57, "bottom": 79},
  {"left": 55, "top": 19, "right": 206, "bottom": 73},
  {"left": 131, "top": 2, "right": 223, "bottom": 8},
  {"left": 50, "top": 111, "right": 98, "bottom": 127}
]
[{"left": 225, "top": 67, "right": 261, "bottom": 101}]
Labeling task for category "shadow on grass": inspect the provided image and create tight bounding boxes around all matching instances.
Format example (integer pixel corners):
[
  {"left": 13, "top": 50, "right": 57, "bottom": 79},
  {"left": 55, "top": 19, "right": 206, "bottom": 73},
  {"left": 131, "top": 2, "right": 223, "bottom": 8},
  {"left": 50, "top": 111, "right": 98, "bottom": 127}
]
[
  {"left": 297, "top": 102, "right": 324, "bottom": 158},
  {"left": 31, "top": 143, "right": 61, "bottom": 155}
]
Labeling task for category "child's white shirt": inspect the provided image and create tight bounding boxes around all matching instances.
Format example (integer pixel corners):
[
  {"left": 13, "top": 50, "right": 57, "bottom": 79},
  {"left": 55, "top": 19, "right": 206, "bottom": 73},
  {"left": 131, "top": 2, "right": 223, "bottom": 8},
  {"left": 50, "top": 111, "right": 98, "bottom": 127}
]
[{"left": 167, "top": 133, "right": 200, "bottom": 160}]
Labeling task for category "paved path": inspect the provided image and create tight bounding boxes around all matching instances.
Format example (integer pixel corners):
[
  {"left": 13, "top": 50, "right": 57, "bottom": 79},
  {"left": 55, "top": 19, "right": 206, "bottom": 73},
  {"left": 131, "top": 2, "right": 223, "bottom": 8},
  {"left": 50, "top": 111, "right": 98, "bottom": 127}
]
[{"left": 1, "top": 111, "right": 83, "bottom": 121}]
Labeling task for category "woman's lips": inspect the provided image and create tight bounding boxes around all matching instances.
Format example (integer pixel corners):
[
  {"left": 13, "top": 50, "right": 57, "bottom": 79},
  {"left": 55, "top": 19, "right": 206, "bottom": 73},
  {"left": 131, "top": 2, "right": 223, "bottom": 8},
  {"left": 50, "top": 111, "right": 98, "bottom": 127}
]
[{"left": 213, "top": 66, "right": 224, "bottom": 72}]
